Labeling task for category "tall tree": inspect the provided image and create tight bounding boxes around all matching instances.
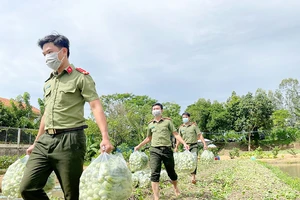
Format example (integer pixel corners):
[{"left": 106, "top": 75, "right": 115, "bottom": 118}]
[
  {"left": 186, "top": 98, "right": 211, "bottom": 132},
  {"left": 207, "top": 101, "right": 231, "bottom": 133},
  {"left": 162, "top": 102, "right": 181, "bottom": 128},
  {"left": 235, "top": 89, "right": 274, "bottom": 151}
]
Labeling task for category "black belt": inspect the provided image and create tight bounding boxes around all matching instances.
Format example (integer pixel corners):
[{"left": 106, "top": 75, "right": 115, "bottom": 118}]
[
  {"left": 187, "top": 143, "right": 198, "bottom": 146},
  {"left": 46, "top": 125, "right": 88, "bottom": 135},
  {"left": 153, "top": 146, "right": 171, "bottom": 150}
]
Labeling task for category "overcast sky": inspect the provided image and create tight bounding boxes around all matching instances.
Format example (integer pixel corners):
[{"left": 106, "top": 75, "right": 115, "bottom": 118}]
[{"left": 1, "top": 0, "right": 299, "bottom": 115}]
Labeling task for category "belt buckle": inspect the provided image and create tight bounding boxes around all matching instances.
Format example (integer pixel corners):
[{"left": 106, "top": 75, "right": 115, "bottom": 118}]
[
  {"left": 160, "top": 146, "right": 166, "bottom": 150},
  {"left": 47, "top": 129, "right": 56, "bottom": 135}
]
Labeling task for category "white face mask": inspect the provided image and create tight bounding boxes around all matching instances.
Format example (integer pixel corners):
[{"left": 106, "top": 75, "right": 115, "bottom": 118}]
[
  {"left": 152, "top": 110, "right": 161, "bottom": 117},
  {"left": 45, "top": 49, "right": 64, "bottom": 71},
  {"left": 183, "top": 117, "right": 189, "bottom": 123}
]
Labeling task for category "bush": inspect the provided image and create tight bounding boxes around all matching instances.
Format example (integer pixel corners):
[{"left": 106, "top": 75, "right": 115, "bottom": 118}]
[
  {"left": 229, "top": 148, "right": 240, "bottom": 159},
  {"left": 272, "top": 146, "right": 280, "bottom": 158},
  {"left": 116, "top": 143, "right": 133, "bottom": 162},
  {"left": 0, "top": 155, "right": 19, "bottom": 169},
  {"left": 254, "top": 146, "right": 263, "bottom": 159}
]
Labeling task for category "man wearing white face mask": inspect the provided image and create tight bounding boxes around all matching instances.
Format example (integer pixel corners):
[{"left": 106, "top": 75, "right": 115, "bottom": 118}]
[
  {"left": 174, "top": 112, "right": 207, "bottom": 184},
  {"left": 134, "top": 103, "right": 189, "bottom": 200},
  {"left": 19, "top": 34, "right": 113, "bottom": 200}
]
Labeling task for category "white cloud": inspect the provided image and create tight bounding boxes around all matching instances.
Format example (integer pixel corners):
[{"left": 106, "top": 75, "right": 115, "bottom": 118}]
[{"left": 0, "top": 0, "right": 300, "bottom": 113}]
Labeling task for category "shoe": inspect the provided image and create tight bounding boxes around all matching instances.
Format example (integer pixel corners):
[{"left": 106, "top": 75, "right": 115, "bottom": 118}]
[{"left": 192, "top": 180, "right": 196, "bottom": 184}]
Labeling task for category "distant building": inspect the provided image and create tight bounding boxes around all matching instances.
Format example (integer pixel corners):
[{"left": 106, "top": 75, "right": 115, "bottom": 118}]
[{"left": 0, "top": 97, "right": 40, "bottom": 115}]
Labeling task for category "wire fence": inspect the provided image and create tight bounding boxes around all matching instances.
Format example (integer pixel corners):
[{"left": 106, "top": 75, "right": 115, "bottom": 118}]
[{"left": 0, "top": 127, "right": 37, "bottom": 145}]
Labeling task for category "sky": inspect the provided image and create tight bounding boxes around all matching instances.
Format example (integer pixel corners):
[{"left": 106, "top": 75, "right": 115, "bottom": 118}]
[{"left": 0, "top": 0, "right": 300, "bottom": 115}]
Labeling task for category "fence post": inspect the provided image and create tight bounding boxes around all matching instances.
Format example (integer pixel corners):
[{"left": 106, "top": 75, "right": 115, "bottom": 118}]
[{"left": 17, "top": 128, "right": 21, "bottom": 149}]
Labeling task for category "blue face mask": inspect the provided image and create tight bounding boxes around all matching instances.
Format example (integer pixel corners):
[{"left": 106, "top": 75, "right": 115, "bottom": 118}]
[{"left": 182, "top": 118, "right": 189, "bottom": 123}]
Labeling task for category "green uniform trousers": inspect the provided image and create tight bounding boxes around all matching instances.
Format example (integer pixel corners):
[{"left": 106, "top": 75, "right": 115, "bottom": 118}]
[
  {"left": 188, "top": 143, "right": 199, "bottom": 175},
  {"left": 149, "top": 146, "right": 177, "bottom": 182},
  {"left": 20, "top": 130, "right": 86, "bottom": 200}
]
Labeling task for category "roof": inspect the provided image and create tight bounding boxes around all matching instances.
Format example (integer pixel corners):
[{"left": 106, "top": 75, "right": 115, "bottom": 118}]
[{"left": 0, "top": 97, "right": 40, "bottom": 115}]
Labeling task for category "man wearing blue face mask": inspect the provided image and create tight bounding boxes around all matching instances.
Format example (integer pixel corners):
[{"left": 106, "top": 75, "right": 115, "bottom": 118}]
[
  {"left": 19, "top": 33, "right": 113, "bottom": 200},
  {"left": 174, "top": 112, "right": 207, "bottom": 184}
]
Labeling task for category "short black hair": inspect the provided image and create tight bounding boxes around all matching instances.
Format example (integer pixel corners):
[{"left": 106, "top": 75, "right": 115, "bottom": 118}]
[
  {"left": 38, "top": 33, "right": 70, "bottom": 58},
  {"left": 152, "top": 103, "right": 163, "bottom": 110},
  {"left": 182, "top": 112, "right": 190, "bottom": 117}
]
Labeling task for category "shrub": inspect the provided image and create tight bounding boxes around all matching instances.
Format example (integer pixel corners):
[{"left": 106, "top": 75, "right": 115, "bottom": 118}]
[
  {"left": 272, "top": 146, "right": 280, "bottom": 158},
  {"left": 287, "top": 148, "right": 297, "bottom": 157},
  {"left": 0, "top": 155, "right": 19, "bottom": 169},
  {"left": 254, "top": 146, "right": 263, "bottom": 159}
]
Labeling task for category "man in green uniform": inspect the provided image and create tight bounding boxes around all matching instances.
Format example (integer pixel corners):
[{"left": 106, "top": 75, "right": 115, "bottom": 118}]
[
  {"left": 174, "top": 112, "right": 207, "bottom": 184},
  {"left": 134, "top": 103, "right": 189, "bottom": 200},
  {"left": 20, "top": 34, "right": 113, "bottom": 200}
]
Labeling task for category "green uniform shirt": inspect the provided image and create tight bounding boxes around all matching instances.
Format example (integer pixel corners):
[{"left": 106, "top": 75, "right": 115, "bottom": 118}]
[
  {"left": 43, "top": 65, "right": 99, "bottom": 130},
  {"left": 178, "top": 122, "right": 201, "bottom": 144},
  {"left": 147, "top": 117, "right": 176, "bottom": 147}
]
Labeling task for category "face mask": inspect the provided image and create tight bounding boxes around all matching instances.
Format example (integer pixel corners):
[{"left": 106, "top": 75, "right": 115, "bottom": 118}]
[
  {"left": 152, "top": 110, "right": 161, "bottom": 117},
  {"left": 45, "top": 49, "right": 64, "bottom": 71},
  {"left": 183, "top": 117, "right": 189, "bottom": 123}
]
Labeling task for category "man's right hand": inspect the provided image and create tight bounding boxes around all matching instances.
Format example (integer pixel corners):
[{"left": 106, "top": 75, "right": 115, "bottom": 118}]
[
  {"left": 26, "top": 144, "right": 35, "bottom": 155},
  {"left": 134, "top": 146, "right": 139, "bottom": 151}
]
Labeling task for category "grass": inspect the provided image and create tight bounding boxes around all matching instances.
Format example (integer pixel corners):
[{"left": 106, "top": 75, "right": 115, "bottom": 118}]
[
  {"left": 2, "top": 153, "right": 300, "bottom": 200},
  {"left": 258, "top": 161, "right": 300, "bottom": 191},
  {"left": 129, "top": 159, "right": 300, "bottom": 200}
]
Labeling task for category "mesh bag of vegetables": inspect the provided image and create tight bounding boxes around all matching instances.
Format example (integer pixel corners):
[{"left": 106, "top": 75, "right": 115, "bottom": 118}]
[
  {"left": 160, "top": 170, "right": 169, "bottom": 182},
  {"left": 129, "top": 151, "right": 149, "bottom": 172},
  {"left": 200, "top": 150, "right": 215, "bottom": 162},
  {"left": 1, "top": 155, "right": 56, "bottom": 199},
  {"left": 174, "top": 150, "right": 197, "bottom": 173},
  {"left": 79, "top": 152, "right": 132, "bottom": 200}
]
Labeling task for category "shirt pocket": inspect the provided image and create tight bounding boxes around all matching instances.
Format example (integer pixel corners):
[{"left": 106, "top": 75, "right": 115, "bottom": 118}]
[
  {"left": 43, "top": 89, "right": 52, "bottom": 106},
  {"left": 57, "top": 85, "right": 76, "bottom": 107}
]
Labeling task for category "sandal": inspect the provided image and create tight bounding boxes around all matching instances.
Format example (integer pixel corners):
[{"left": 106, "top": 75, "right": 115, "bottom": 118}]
[{"left": 192, "top": 180, "right": 196, "bottom": 184}]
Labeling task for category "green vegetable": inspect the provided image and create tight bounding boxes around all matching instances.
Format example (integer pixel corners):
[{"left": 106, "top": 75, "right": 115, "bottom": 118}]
[
  {"left": 200, "top": 150, "right": 215, "bottom": 162},
  {"left": 174, "top": 150, "right": 197, "bottom": 173},
  {"left": 79, "top": 152, "right": 132, "bottom": 200},
  {"left": 1, "top": 155, "right": 56, "bottom": 198},
  {"left": 129, "top": 151, "right": 149, "bottom": 172}
]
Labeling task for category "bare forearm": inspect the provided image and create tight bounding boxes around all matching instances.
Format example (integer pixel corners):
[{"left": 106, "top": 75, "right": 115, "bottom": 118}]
[
  {"left": 174, "top": 132, "right": 187, "bottom": 145},
  {"left": 199, "top": 134, "right": 207, "bottom": 147},
  {"left": 90, "top": 99, "right": 109, "bottom": 140},
  {"left": 137, "top": 137, "right": 151, "bottom": 149},
  {"left": 175, "top": 140, "right": 180, "bottom": 148}
]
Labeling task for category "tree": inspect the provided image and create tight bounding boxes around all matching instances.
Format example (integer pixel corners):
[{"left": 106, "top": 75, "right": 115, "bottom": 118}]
[
  {"left": 235, "top": 89, "right": 274, "bottom": 151},
  {"left": 275, "top": 78, "right": 300, "bottom": 126},
  {"left": 186, "top": 98, "right": 211, "bottom": 132},
  {"left": 100, "top": 93, "right": 156, "bottom": 147},
  {"left": 0, "top": 102, "right": 17, "bottom": 127},
  {"left": 162, "top": 102, "right": 181, "bottom": 128},
  {"left": 207, "top": 101, "right": 231, "bottom": 133},
  {"left": 226, "top": 91, "right": 242, "bottom": 131},
  {"left": 272, "top": 109, "right": 291, "bottom": 128}
]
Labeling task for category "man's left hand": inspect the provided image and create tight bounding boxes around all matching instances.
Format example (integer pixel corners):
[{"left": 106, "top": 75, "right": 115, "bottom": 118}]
[{"left": 100, "top": 139, "right": 114, "bottom": 153}]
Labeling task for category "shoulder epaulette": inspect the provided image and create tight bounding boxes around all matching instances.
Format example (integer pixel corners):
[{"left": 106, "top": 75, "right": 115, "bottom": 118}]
[
  {"left": 192, "top": 122, "right": 197, "bottom": 126},
  {"left": 162, "top": 117, "right": 172, "bottom": 120},
  {"left": 45, "top": 73, "right": 54, "bottom": 82},
  {"left": 148, "top": 119, "right": 154, "bottom": 124},
  {"left": 76, "top": 67, "right": 89, "bottom": 75}
]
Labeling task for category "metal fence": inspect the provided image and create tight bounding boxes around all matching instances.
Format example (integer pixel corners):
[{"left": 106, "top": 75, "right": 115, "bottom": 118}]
[{"left": 0, "top": 127, "right": 37, "bottom": 145}]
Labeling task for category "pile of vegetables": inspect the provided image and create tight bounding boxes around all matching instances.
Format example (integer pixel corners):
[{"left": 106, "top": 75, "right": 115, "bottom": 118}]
[
  {"left": 174, "top": 150, "right": 197, "bottom": 173},
  {"left": 1, "top": 155, "right": 56, "bottom": 198},
  {"left": 200, "top": 150, "right": 215, "bottom": 162},
  {"left": 131, "top": 169, "right": 169, "bottom": 188},
  {"left": 129, "top": 151, "right": 149, "bottom": 172},
  {"left": 79, "top": 153, "right": 132, "bottom": 200}
]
